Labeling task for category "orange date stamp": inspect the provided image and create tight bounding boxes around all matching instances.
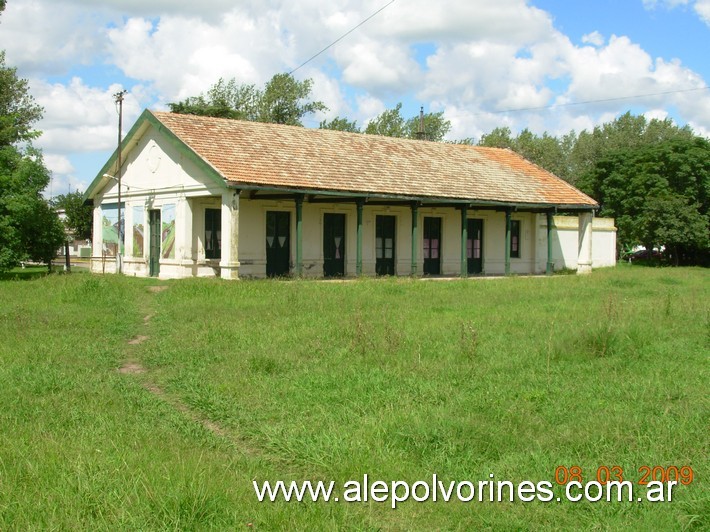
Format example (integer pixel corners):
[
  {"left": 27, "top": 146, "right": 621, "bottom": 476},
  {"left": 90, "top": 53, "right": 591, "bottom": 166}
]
[{"left": 554, "top": 465, "right": 694, "bottom": 486}]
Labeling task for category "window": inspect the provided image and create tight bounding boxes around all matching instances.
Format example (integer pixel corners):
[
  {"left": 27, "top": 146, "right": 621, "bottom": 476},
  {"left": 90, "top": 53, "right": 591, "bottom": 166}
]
[
  {"left": 205, "top": 208, "right": 221, "bottom": 259},
  {"left": 510, "top": 219, "right": 520, "bottom": 258}
]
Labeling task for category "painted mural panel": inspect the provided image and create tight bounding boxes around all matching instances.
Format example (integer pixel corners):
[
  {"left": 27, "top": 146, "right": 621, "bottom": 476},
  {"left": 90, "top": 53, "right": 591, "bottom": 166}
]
[
  {"left": 161, "top": 203, "right": 176, "bottom": 259},
  {"left": 132, "top": 206, "right": 144, "bottom": 257},
  {"left": 101, "top": 203, "right": 124, "bottom": 256}
]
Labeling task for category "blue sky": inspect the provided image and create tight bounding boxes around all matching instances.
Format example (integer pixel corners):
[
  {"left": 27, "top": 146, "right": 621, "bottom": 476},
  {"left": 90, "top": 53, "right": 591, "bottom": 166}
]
[{"left": 0, "top": 0, "right": 708, "bottom": 197}]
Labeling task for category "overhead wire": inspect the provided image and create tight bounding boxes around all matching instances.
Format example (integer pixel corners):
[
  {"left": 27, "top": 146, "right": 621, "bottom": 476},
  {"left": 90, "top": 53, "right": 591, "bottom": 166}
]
[
  {"left": 474, "top": 85, "right": 710, "bottom": 116},
  {"left": 288, "top": 0, "right": 396, "bottom": 75},
  {"left": 283, "top": 1, "right": 706, "bottom": 126}
]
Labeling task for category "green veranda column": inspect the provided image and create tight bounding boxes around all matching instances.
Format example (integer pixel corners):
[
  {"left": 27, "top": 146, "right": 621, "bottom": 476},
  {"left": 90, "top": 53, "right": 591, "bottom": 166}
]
[
  {"left": 411, "top": 203, "right": 419, "bottom": 275},
  {"left": 295, "top": 194, "right": 303, "bottom": 277},
  {"left": 505, "top": 209, "right": 512, "bottom": 276},
  {"left": 460, "top": 205, "right": 468, "bottom": 278},
  {"left": 356, "top": 200, "right": 364, "bottom": 276},
  {"left": 546, "top": 211, "right": 554, "bottom": 275}
]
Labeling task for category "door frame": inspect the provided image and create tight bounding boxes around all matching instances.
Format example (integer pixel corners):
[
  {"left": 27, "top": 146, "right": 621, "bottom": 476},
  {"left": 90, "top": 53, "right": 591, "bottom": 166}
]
[
  {"left": 467, "top": 218, "right": 484, "bottom": 275},
  {"left": 375, "top": 214, "right": 396, "bottom": 276},
  {"left": 323, "top": 212, "right": 346, "bottom": 277},
  {"left": 148, "top": 209, "right": 161, "bottom": 277},
  {"left": 265, "top": 210, "right": 291, "bottom": 277},
  {"left": 423, "top": 216, "right": 442, "bottom": 275}
]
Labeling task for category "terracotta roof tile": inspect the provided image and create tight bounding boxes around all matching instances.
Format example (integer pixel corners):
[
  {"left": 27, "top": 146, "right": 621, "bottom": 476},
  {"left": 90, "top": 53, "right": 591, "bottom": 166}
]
[{"left": 151, "top": 111, "right": 598, "bottom": 208}]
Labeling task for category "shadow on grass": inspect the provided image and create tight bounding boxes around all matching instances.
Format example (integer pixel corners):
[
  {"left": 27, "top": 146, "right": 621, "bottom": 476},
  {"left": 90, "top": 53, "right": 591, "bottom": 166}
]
[{"left": 0, "top": 265, "right": 86, "bottom": 281}]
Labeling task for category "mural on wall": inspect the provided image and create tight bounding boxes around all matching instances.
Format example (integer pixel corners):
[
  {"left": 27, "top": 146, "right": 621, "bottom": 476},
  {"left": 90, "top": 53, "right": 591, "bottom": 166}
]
[
  {"left": 132, "top": 206, "right": 144, "bottom": 257},
  {"left": 101, "top": 203, "right": 124, "bottom": 257},
  {"left": 161, "top": 203, "right": 176, "bottom": 259}
]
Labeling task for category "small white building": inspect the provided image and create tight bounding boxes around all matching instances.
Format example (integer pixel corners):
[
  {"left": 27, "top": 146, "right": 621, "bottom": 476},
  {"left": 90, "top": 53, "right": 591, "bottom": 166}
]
[{"left": 85, "top": 110, "right": 615, "bottom": 279}]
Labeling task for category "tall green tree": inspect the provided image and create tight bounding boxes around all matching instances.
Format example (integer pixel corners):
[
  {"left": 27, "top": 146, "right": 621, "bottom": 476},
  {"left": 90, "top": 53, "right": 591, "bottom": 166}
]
[
  {"left": 258, "top": 73, "right": 327, "bottom": 126},
  {"left": 0, "top": 52, "right": 42, "bottom": 146},
  {"left": 364, "top": 103, "right": 452, "bottom": 142},
  {"left": 580, "top": 137, "right": 709, "bottom": 264},
  {"left": 479, "top": 127, "right": 568, "bottom": 179},
  {"left": 478, "top": 112, "right": 696, "bottom": 185},
  {"left": 364, "top": 103, "right": 406, "bottom": 137},
  {"left": 319, "top": 116, "right": 360, "bottom": 133},
  {"left": 52, "top": 190, "right": 93, "bottom": 241},
  {"left": 478, "top": 126, "right": 515, "bottom": 149},
  {"left": 0, "top": 145, "right": 65, "bottom": 272},
  {"left": 0, "top": 23, "right": 64, "bottom": 272},
  {"left": 568, "top": 112, "right": 695, "bottom": 185},
  {"left": 169, "top": 74, "right": 327, "bottom": 126}
]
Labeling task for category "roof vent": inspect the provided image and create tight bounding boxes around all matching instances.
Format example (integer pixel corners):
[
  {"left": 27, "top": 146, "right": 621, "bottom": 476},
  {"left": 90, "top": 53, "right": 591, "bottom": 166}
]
[{"left": 416, "top": 106, "right": 426, "bottom": 141}]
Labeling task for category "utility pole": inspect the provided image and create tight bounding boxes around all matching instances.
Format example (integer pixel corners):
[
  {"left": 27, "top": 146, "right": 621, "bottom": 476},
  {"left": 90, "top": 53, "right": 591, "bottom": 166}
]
[{"left": 114, "top": 89, "right": 128, "bottom": 274}]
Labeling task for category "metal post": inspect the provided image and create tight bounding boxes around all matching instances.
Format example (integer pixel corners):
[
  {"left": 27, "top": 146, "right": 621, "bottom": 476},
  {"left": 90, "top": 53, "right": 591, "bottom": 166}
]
[
  {"left": 295, "top": 194, "right": 303, "bottom": 276},
  {"left": 460, "top": 205, "right": 468, "bottom": 278},
  {"left": 505, "top": 209, "right": 512, "bottom": 276},
  {"left": 64, "top": 241, "right": 71, "bottom": 273},
  {"left": 356, "top": 200, "right": 363, "bottom": 276},
  {"left": 411, "top": 203, "right": 419, "bottom": 275}
]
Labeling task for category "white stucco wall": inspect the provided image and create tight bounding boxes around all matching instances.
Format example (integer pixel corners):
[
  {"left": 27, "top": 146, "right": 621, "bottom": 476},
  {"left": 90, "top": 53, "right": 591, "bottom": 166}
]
[
  {"left": 91, "top": 125, "right": 225, "bottom": 279},
  {"left": 551, "top": 215, "right": 617, "bottom": 270}
]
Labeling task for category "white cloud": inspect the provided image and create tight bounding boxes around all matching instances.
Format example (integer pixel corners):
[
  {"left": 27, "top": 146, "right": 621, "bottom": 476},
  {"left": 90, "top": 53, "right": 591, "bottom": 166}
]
[
  {"left": 337, "top": 38, "right": 422, "bottom": 95},
  {"left": 582, "top": 31, "right": 605, "bottom": 47},
  {"left": 643, "top": 0, "right": 710, "bottom": 27},
  {"left": 32, "top": 78, "right": 141, "bottom": 154},
  {"left": 44, "top": 154, "right": 74, "bottom": 175},
  {"left": 104, "top": 12, "right": 292, "bottom": 101},
  {"left": 643, "top": 0, "right": 690, "bottom": 8},
  {"left": 695, "top": 0, "right": 710, "bottom": 24},
  {"left": 43, "top": 154, "right": 88, "bottom": 198},
  {"left": 370, "top": 0, "right": 554, "bottom": 45},
  {"left": 0, "top": 0, "right": 110, "bottom": 75}
]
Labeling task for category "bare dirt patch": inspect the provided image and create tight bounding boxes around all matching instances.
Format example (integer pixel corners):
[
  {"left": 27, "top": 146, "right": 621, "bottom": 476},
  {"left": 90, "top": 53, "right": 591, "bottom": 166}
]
[
  {"left": 127, "top": 335, "right": 149, "bottom": 345},
  {"left": 138, "top": 379, "right": 228, "bottom": 437},
  {"left": 118, "top": 361, "right": 146, "bottom": 374},
  {"left": 147, "top": 285, "right": 168, "bottom": 293}
]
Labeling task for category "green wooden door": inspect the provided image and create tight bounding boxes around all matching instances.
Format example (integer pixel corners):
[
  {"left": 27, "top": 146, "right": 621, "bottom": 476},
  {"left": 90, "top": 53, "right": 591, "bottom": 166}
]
[
  {"left": 467, "top": 218, "right": 484, "bottom": 274},
  {"left": 323, "top": 213, "right": 345, "bottom": 277},
  {"left": 149, "top": 209, "right": 161, "bottom": 277},
  {"left": 375, "top": 215, "right": 395, "bottom": 275},
  {"left": 204, "top": 208, "right": 221, "bottom": 260},
  {"left": 423, "top": 217, "right": 441, "bottom": 275},
  {"left": 266, "top": 211, "right": 290, "bottom": 277}
]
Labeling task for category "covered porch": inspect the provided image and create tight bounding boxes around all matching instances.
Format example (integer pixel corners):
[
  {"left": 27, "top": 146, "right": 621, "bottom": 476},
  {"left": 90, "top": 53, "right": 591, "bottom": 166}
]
[{"left": 213, "top": 186, "right": 596, "bottom": 280}]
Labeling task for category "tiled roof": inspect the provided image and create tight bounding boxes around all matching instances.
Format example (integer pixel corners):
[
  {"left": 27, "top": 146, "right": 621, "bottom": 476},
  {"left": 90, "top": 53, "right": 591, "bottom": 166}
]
[{"left": 151, "top": 111, "right": 597, "bottom": 208}]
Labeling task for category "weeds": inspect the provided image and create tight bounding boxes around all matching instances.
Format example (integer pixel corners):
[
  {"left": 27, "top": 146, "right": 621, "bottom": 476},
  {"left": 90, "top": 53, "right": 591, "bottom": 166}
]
[{"left": 460, "top": 320, "right": 479, "bottom": 360}]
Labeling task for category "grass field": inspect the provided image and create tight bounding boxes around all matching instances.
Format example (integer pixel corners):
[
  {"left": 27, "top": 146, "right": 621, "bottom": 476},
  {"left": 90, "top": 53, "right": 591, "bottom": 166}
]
[{"left": 0, "top": 266, "right": 707, "bottom": 529}]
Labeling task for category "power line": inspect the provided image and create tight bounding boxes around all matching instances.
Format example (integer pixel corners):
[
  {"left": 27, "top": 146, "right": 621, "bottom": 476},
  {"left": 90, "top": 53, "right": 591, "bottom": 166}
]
[
  {"left": 289, "top": 0, "right": 396, "bottom": 75},
  {"left": 302, "top": 85, "right": 710, "bottom": 127},
  {"left": 477, "top": 85, "right": 710, "bottom": 116}
]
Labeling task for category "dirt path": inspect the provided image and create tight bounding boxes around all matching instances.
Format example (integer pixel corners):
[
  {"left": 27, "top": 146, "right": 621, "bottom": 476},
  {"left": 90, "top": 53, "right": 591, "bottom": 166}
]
[{"left": 118, "top": 285, "right": 230, "bottom": 439}]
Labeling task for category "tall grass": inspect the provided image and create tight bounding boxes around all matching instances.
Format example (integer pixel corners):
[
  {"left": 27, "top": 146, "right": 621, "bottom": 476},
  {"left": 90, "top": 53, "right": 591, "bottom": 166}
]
[{"left": 0, "top": 267, "right": 707, "bottom": 529}]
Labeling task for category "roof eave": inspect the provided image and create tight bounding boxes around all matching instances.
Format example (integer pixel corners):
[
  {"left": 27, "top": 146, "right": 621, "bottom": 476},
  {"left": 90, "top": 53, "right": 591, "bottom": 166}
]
[{"left": 227, "top": 182, "right": 598, "bottom": 211}]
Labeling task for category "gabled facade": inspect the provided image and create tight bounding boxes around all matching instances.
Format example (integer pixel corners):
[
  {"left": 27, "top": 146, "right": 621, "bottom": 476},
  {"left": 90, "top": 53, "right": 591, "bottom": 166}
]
[{"left": 85, "top": 110, "right": 615, "bottom": 279}]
